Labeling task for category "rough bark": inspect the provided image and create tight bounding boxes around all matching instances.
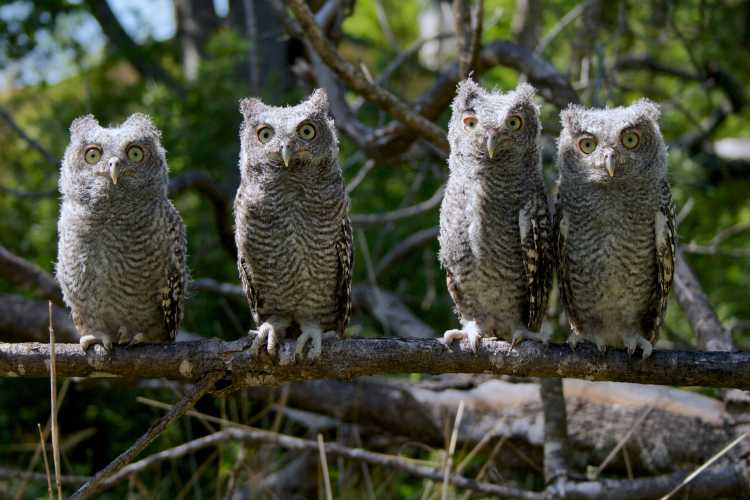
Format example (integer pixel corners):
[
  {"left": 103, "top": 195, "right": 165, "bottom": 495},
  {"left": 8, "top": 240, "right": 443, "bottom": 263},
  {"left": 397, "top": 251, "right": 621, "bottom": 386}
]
[{"left": 2, "top": 337, "right": 750, "bottom": 390}]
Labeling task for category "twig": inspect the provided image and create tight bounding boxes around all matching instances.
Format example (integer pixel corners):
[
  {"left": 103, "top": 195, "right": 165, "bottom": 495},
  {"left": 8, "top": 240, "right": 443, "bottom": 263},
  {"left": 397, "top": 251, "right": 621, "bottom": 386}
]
[
  {"left": 351, "top": 184, "right": 444, "bottom": 225},
  {"left": 441, "top": 400, "right": 465, "bottom": 500},
  {"left": 375, "top": 226, "right": 439, "bottom": 276},
  {"left": 0, "top": 466, "right": 87, "bottom": 486},
  {"left": 69, "top": 371, "right": 222, "bottom": 499},
  {"left": 318, "top": 434, "right": 334, "bottom": 500},
  {"left": 345, "top": 159, "right": 376, "bottom": 194},
  {"left": 534, "top": 1, "right": 590, "bottom": 55},
  {"left": 48, "top": 302, "right": 62, "bottom": 500},
  {"left": 0, "top": 106, "right": 59, "bottom": 167},
  {"left": 286, "top": 0, "right": 449, "bottom": 152},
  {"left": 588, "top": 404, "right": 656, "bottom": 480},
  {"left": 661, "top": 432, "right": 749, "bottom": 500},
  {"left": 38, "top": 424, "right": 53, "bottom": 500}
]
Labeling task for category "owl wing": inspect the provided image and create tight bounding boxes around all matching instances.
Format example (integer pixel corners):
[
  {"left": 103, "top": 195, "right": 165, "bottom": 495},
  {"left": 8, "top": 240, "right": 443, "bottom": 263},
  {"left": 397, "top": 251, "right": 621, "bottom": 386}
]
[
  {"left": 553, "top": 189, "right": 583, "bottom": 336},
  {"left": 519, "top": 183, "right": 554, "bottom": 332},
  {"left": 335, "top": 213, "right": 354, "bottom": 336},
  {"left": 162, "top": 203, "right": 187, "bottom": 341},
  {"left": 238, "top": 254, "right": 261, "bottom": 326},
  {"left": 642, "top": 180, "right": 676, "bottom": 344}
]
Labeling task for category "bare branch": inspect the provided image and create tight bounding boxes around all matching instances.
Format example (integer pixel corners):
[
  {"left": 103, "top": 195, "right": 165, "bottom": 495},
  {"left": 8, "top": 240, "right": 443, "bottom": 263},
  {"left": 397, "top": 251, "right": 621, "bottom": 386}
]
[
  {"left": 673, "top": 250, "right": 734, "bottom": 352},
  {"left": 0, "top": 466, "right": 87, "bottom": 486},
  {"left": 540, "top": 378, "right": 570, "bottom": 485},
  {"left": 286, "top": 0, "right": 449, "bottom": 153},
  {"left": 0, "top": 106, "right": 59, "bottom": 167},
  {"left": 352, "top": 284, "right": 436, "bottom": 339},
  {"left": 375, "top": 226, "right": 439, "bottom": 276},
  {"left": 0, "top": 244, "right": 63, "bottom": 306},
  {"left": 0, "top": 295, "right": 77, "bottom": 343},
  {"left": 69, "top": 372, "right": 222, "bottom": 499},
  {"left": 351, "top": 185, "right": 444, "bottom": 225},
  {"left": 3, "top": 337, "right": 750, "bottom": 390},
  {"left": 453, "top": 0, "right": 484, "bottom": 79}
]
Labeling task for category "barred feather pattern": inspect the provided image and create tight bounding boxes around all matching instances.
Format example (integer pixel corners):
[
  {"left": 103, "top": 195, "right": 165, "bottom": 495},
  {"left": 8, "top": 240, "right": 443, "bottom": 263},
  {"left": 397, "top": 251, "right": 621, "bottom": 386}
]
[{"left": 56, "top": 114, "right": 187, "bottom": 344}]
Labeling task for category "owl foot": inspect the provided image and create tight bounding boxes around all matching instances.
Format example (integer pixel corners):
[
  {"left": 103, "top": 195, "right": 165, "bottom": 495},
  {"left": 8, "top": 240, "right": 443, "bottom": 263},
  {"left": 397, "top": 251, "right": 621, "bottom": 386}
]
[
  {"left": 251, "top": 318, "right": 289, "bottom": 358},
  {"left": 508, "top": 328, "right": 550, "bottom": 354},
  {"left": 441, "top": 321, "right": 482, "bottom": 352},
  {"left": 624, "top": 334, "right": 653, "bottom": 359},
  {"left": 79, "top": 334, "right": 113, "bottom": 353},
  {"left": 295, "top": 324, "right": 323, "bottom": 361},
  {"left": 566, "top": 333, "right": 580, "bottom": 351},
  {"left": 116, "top": 326, "right": 146, "bottom": 346}
]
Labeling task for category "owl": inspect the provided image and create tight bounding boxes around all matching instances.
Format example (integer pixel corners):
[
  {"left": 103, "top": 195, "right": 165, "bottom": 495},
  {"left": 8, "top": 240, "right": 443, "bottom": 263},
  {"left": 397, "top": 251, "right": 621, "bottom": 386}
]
[
  {"left": 554, "top": 100, "right": 675, "bottom": 358},
  {"left": 234, "top": 89, "right": 353, "bottom": 361},
  {"left": 56, "top": 114, "right": 188, "bottom": 351},
  {"left": 439, "top": 79, "right": 553, "bottom": 351}
]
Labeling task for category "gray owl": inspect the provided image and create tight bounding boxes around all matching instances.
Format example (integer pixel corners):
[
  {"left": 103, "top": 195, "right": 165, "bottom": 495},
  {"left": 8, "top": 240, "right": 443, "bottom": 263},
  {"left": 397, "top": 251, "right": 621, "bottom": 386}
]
[
  {"left": 439, "top": 79, "right": 553, "bottom": 351},
  {"left": 234, "top": 89, "right": 353, "bottom": 361},
  {"left": 56, "top": 114, "right": 188, "bottom": 351},
  {"left": 554, "top": 100, "right": 676, "bottom": 358}
]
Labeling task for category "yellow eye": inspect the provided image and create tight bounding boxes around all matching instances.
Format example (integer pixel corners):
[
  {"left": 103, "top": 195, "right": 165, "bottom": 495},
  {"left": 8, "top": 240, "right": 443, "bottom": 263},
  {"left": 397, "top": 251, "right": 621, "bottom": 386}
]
[
  {"left": 257, "top": 126, "right": 274, "bottom": 143},
  {"left": 84, "top": 146, "right": 102, "bottom": 165},
  {"left": 621, "top": 129, "right": 640, "bottom": 149},
  {"left": 577, "top": 136, "right": 597, "bottom": 155},
  {"left": 298, "top": 123, "right": 316, "bottom": 140},
  {"left": 463, "top": 115, "right": 477, "bottom": 129},
  {"left": 505, "top": 114, "right": 523, "bottom": 130},
  {"left": 127, "top": 145, "right": 144, "bottom": 162}
]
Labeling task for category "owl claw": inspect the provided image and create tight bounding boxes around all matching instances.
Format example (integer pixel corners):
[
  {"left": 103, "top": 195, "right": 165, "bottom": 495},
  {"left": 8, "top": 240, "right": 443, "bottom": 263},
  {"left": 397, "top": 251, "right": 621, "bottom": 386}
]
[
  {"left": 624, "top": 335, "right": 653, "bottom": 359},
  {"left": 441, "top": 325, "right": 481, "bottom": 352},
  {"left": 295, "top": 325, "right": 323, "bottom": 361},
  {"left": 79, "top": 334, "right": 113, "bottom": 353},
  {"left": 251, "top": 322, "right": 281, "bottom": 358}
]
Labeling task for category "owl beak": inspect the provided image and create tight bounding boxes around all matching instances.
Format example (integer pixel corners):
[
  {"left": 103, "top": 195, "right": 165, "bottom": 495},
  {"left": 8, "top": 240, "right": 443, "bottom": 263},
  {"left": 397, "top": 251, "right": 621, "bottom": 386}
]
[
  {"left": 486, "top": 134, "right": 498, "bottom": 159},
  {"left": 108, "top": 157, "right": 120, "bottom": 185},
  {"left": 281, "top": 144, "right": 292, "bottom": 167},
  {"left": 604, "top": 151, "right": 616, "bottom": 177}
]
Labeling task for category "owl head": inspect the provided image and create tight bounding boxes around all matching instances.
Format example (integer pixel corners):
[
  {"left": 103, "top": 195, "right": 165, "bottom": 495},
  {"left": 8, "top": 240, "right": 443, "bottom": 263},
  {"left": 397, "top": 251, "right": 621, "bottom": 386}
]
[
  {"left": 238, "top": 89, "right": 338, "bottom": 177},
  {"left": 60, "top": 113, "right": 168, "bottom": 202},
  {"left": 558, "top": 99, "right": 665, "bottom": 183},
  {"left": 448, "top": 79, "right": 541, "bottom": 165}
]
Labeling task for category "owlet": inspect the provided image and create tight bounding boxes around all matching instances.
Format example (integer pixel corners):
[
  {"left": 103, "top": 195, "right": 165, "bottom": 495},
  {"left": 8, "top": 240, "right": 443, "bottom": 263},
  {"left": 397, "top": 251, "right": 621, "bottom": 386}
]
[
  {"left": 439, "top": 79, "right": 553, "bottom": 351},
  {"left": 56, "top": 114, "right": 188, "bottom": 351},
  {"left": 234, "top": 89, "right": 353, "bottom": 361},
  {"left": 554, "top": 99, "right": 675, "bottom": 358}
]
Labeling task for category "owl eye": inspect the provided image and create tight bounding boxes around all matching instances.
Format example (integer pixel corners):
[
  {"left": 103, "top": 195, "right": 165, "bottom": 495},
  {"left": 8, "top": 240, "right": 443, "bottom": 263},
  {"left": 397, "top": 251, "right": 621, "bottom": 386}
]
[
  {"left": 505, "top": 114, "right": 523, "bottom": 130},
  {"left": 463, "top": 115, "right": 477, "bottom": 129},
  {"left": 84, "top": 146, "right": 102, "bottom": 165},
  {"left": 297, "top": 123, "right": 317, "bottom": 140},
  {"left": 126, "top": 145, "right": 145, "bottom": 163},
  {"left": 577, "top": 136, "right": 598, "bottom": 155},
  {"left": 621, "top": 129, "right": 640, "bottom": 149},
  {"left": 257, "top": 126, "right": 274, "bottom": 143}
]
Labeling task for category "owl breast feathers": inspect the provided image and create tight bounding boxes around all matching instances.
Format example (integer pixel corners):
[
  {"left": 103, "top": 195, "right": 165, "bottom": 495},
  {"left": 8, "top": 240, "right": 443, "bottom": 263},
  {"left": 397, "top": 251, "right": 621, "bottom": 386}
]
[
  {"left": 56, "top": 113, "right": 188, "bottom": 351},
  {"left": 554, "top": 99, "right": 675, "bottom": 358},
  {"left": 439, "top": 79, "right": 553, "bottom": 351},
  {"left": 234, "top": 89, "right": 353, "bottom": 361}
]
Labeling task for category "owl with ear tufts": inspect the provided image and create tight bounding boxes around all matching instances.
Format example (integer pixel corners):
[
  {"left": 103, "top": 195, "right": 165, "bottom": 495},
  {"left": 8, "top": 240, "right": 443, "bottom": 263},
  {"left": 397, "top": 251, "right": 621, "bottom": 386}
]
[
  {"left": 56, "top": 113, "right": 188, "bottom": 351},
  {"left": 554, "top": 99, "right": 675, "bottom": 358},
  {"left": 234, "top": 89, "right": 353, "bottom": 361},
  {"left": 439, "top": 79, "right": 553, "bottom": 352}
]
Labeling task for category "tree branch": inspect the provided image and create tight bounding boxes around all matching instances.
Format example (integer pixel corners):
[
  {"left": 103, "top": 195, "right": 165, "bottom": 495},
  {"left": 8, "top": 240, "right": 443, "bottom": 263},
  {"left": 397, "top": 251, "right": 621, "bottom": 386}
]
[
  {"left": 0, "top": 106, "right": 58, "bottom": 168},
  {"left": 2, "top": 337, "right": 750, "bottom": 390},
  {"left": 0, "top": 294, "right": 78, "bottom": 343},
  {"left": 0, "top": 244, "right": 63, "bottom": 306}
]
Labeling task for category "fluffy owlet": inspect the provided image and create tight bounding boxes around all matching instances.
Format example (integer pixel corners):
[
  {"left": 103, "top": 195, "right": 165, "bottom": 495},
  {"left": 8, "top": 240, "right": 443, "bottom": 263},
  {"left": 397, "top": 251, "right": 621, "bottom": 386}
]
[
  {"left": 554, "top": 100, "right": 675, "bottom": 358},
  {"left": 439, "top": 79, "right": 553, "bottom": 351},
  {"left": 234, "top": 89, "right": 353, "bottom": 361},
  {"left": 56, "top": 114, "right": 188, "bottom": 351}
]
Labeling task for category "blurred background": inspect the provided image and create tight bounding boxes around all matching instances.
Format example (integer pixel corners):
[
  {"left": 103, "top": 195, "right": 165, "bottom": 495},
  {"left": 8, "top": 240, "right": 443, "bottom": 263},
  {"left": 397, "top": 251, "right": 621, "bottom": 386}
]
[{"left": 1, "top": 0, "right": 749, "bottom": 498}]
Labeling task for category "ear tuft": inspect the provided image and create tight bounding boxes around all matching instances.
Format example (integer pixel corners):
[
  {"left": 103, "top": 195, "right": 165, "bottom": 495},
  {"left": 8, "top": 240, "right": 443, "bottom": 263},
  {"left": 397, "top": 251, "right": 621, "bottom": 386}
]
[
  {"left": 560, "top": 104, "right": 584, "bottom": 131},
  {"left": 307, "top": 88, "right": 329, "bottom": 110},
  {"left": 514, "top": 82, "right": 537, "bottom": 103},
  {"left": 633, "top": 98, "right": 661, "bottom": 122},
  {"left": 69, "top": 114, "right": 99, "bottom": 137},
  {"left": 453, "top": 78, "right": 482, "bottom": 111},
  {"left": 123, "top": 113, "right": 160, "bottom": 138},
  {"left": 240, "top": 97, "right": 266, "bottom": 117}
]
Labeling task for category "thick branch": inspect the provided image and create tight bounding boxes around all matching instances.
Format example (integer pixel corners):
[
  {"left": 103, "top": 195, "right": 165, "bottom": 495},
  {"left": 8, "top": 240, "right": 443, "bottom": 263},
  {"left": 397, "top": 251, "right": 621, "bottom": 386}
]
[
  {"left": 2, "top": 338, "right": 750, "bottom": 389},
  {"left": 0, "top": 295, "right": 77, "bottom": 343}
]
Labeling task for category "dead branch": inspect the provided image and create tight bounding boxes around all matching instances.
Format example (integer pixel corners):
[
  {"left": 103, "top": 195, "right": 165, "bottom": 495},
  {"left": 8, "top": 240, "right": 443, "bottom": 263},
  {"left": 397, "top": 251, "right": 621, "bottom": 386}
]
[
  {"left": 3, "top": 337, "right": 750, "bottom": 390},
  {"left": 69, "top": 371, "right": 221, "bottom": 499},
  {"left": 286, "top": 0, "right": 449, "bottom": 153},
  {"left": 351, "top": 285, "right": 436, "bottom": 339},
  {"left": 350, "top": 184, "right": 445, "bottom": 225},
  {"left": 453, "top": 0, "right": 484, "bottom": 79},
  {"left": 0, "top": 466, "right": 88, "bottom": 486},
  {"left": 0, "top": 295, "right": 77, "bottom": 343},
  {"left": 540, "top": 378, "right": 570, "bottom": 485},
  {"left": 673, "top": 250, "right": 734, "bottom": 352},
  {"left": 375, "top": 226, "right": 439, "bottom": 276},
  {"left": 0, "top": 244, "right": 63, "bottom": 306}
]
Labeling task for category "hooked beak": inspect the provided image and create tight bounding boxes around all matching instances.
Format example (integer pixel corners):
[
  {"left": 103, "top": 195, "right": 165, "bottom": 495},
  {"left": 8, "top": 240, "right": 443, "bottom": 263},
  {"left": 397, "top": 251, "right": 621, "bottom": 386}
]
[
  {"left": 281, "top": 143, "right": 292, "bottom": 167},
  {"left": 600, "top": 149, "right": 617, "bottom": 177},
  {"left": 486, "top": 133, "right": 498, "bottom": 160},
  {"left": 108, "top": 157, "right": 120, "bottom": 185}
]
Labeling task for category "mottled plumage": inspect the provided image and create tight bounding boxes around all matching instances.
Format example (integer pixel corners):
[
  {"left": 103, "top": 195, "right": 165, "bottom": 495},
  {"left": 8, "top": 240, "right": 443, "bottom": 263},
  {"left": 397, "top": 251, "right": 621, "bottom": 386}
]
[
  {"left": 56, "top": 114, "right": 187, "bottom": 351},
  {"left": 554, "top": 99, "right": 675, "bottom": 358},
  {"left": 439, "top": 79, "right": 553, "bottom": 351},
  {"left": 234, "top": 89, "right": 353, "bottom": 360}
]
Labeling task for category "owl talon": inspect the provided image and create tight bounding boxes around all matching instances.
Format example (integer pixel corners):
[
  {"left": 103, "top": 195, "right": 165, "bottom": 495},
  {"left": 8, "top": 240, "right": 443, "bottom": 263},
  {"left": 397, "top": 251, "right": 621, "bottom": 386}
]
[
  {"left": 295, "top": 324, "right": 323, "bottom": 361},
  {"left": 79, "top": 335, "right": 99, "bottom": 352},
  {"left": 566, "top": 333, "right": 579, "bottom": 351},
  {"left": 624, "top": 335, "right": 653, "bottom": 359},
  {"left": 441, "top": 323, "right": 481, "bottom": 353},
  {"left": 129, "top": 333, "right": 146, "bottom": 346},
  {"left": 251, "top": 321, "right": 286, "bottom": 358}
]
